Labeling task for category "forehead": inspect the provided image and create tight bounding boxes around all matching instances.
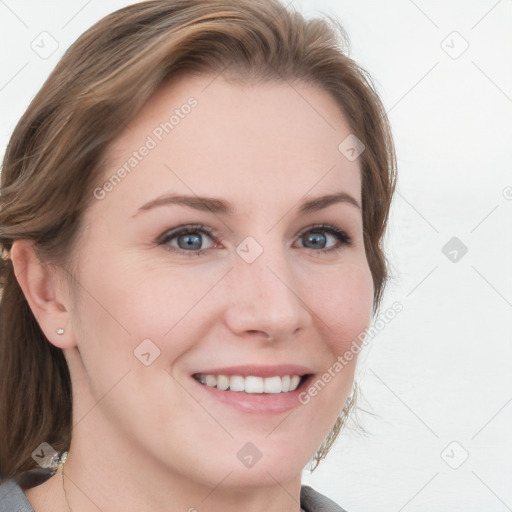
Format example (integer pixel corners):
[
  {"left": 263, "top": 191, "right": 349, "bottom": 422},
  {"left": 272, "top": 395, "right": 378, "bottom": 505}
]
[{"left": 94, "top": 73, "right": 362, "bottom": 217}]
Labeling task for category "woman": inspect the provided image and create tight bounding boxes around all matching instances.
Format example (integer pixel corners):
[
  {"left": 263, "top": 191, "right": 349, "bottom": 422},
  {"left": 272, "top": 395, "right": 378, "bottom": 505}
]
[{"left": 0, "top": 0, "right": 396, "bottom": 510}]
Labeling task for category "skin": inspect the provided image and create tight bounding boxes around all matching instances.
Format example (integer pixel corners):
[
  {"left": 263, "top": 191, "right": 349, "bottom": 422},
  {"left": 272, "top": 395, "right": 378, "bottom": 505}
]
[{"left": 13, "top": 72, "right": 374, "bottom": 512}]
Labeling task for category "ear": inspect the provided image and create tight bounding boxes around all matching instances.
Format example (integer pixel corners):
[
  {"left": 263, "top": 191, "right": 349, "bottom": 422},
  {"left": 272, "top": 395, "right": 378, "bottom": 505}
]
[{"left": 10, "top": 239, "right": 76, "bottom": 350}]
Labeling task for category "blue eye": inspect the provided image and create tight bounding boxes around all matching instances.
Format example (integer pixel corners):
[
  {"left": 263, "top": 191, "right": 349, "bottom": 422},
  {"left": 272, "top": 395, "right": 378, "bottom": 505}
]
[
  {"left": 158, "top": 223, "right": 352, "bottom": 257},
  {"left": 158, "top": 224, "right": 217, "bottom": 256},
  {"left": 298, "top": 225, "right": 352, "bottom": 251}
]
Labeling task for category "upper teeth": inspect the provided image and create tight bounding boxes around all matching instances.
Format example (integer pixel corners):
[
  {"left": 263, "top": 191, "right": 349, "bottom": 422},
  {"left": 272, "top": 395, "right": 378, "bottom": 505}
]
[{"left": 194, "top": 374, "right": 303, "bottom": 393}]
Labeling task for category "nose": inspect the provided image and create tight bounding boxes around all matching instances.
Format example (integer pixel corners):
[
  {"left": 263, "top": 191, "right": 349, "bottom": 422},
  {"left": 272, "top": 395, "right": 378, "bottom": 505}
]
[{"left": 223, "top": 244, "right": 311, "bottom": 342}]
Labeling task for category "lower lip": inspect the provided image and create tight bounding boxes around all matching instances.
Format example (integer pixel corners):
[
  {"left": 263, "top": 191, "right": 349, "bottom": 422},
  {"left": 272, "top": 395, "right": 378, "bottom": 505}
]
[{"left": 191, "top": 375, "right": 313, "bottom": 414}]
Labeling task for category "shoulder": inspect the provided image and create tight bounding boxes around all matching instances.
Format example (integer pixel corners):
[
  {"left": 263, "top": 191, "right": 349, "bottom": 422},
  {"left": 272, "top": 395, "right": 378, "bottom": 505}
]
[
  {"left": 301, "top": 485, "right": 350, "bottom": 512},
  {"left": 0, "top": 478, "right": 35, "bottom": 512}
]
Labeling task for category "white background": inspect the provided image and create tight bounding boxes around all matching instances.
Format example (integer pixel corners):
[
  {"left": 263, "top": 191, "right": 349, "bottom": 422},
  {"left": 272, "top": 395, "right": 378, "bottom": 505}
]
[{"left": 1, "top": 1, "right": 511, "bottom": 511}]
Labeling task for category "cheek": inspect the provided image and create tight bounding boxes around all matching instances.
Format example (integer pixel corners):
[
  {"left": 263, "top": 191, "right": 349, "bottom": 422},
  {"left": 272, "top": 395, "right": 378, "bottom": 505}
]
[
  {"left": 70, "top": 252, "right": 217, "bottom": 366},
  {"left": 303, "top": 262, "right": 374, "bottom": 353}
]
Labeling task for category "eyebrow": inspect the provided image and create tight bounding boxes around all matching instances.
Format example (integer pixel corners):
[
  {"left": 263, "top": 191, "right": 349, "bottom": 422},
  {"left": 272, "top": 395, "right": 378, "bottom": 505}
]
[{"left": 133, "top": 191, "right": 361, "bottom": 217}]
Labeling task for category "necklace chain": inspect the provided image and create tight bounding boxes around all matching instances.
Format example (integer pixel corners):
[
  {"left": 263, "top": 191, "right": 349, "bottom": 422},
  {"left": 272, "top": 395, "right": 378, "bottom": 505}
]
[{"left": 58, "top": 451, "right": 72, "bottom": 512}]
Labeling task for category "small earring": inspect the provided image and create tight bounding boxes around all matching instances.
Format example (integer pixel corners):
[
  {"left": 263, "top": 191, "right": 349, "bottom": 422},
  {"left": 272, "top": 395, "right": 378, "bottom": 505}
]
[{"left": 56, "top": 328, "right": 64, "bottom": 335}]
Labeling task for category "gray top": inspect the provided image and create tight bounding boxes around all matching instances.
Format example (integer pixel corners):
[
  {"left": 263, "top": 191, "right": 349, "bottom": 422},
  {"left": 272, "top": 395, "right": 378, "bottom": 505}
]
[{"left": 0, "top": 476, "right": 348, "bottom": 512}]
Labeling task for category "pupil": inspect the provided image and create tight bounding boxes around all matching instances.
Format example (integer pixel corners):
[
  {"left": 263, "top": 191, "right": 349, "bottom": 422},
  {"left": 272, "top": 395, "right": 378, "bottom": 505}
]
[
  {"left": 305, "top": 232, "right": 326, "bottom": 249},
  {"left": 179, "top": 233, "right": 202, "bottom": 250}
]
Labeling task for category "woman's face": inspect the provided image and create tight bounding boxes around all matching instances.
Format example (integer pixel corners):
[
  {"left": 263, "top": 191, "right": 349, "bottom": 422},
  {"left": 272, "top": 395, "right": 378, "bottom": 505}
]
[{"left": 64, "top": 73, "right": 374, "bottom": 488}]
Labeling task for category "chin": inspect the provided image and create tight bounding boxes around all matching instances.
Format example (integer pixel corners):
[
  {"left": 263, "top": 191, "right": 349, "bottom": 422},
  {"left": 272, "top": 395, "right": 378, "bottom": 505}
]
[{"left": 218, "top": 460, "right": 304, "bottom": 489}]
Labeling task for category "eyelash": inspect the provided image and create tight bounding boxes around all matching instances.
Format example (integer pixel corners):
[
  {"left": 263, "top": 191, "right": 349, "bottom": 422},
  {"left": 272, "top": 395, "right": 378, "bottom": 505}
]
[{"left": 157, "top": 223, "right": 352, "bottom": 257}]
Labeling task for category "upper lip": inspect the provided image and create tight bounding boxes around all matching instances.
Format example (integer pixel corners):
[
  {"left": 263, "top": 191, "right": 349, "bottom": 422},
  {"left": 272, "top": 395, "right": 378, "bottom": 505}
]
[{"left": 192, "top": 364, "right": 314, "bottom": 378}]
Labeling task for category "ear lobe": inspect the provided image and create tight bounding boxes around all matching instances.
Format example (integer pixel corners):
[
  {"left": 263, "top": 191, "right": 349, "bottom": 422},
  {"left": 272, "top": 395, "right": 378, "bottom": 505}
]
[{"left": 9, "top": 239, "right": 76, "bottom": 349}]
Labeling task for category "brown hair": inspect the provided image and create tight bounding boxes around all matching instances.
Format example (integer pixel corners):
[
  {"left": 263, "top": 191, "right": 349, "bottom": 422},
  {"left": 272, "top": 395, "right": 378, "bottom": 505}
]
[{"left": 0, "top": 0, "right": 396, "bottom": 481}]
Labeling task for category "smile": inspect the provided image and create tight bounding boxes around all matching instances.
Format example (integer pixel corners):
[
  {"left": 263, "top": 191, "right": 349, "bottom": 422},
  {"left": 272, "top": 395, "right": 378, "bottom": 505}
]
[{"left": 189, "top": 365, "right": 315, "bottom": 414}]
